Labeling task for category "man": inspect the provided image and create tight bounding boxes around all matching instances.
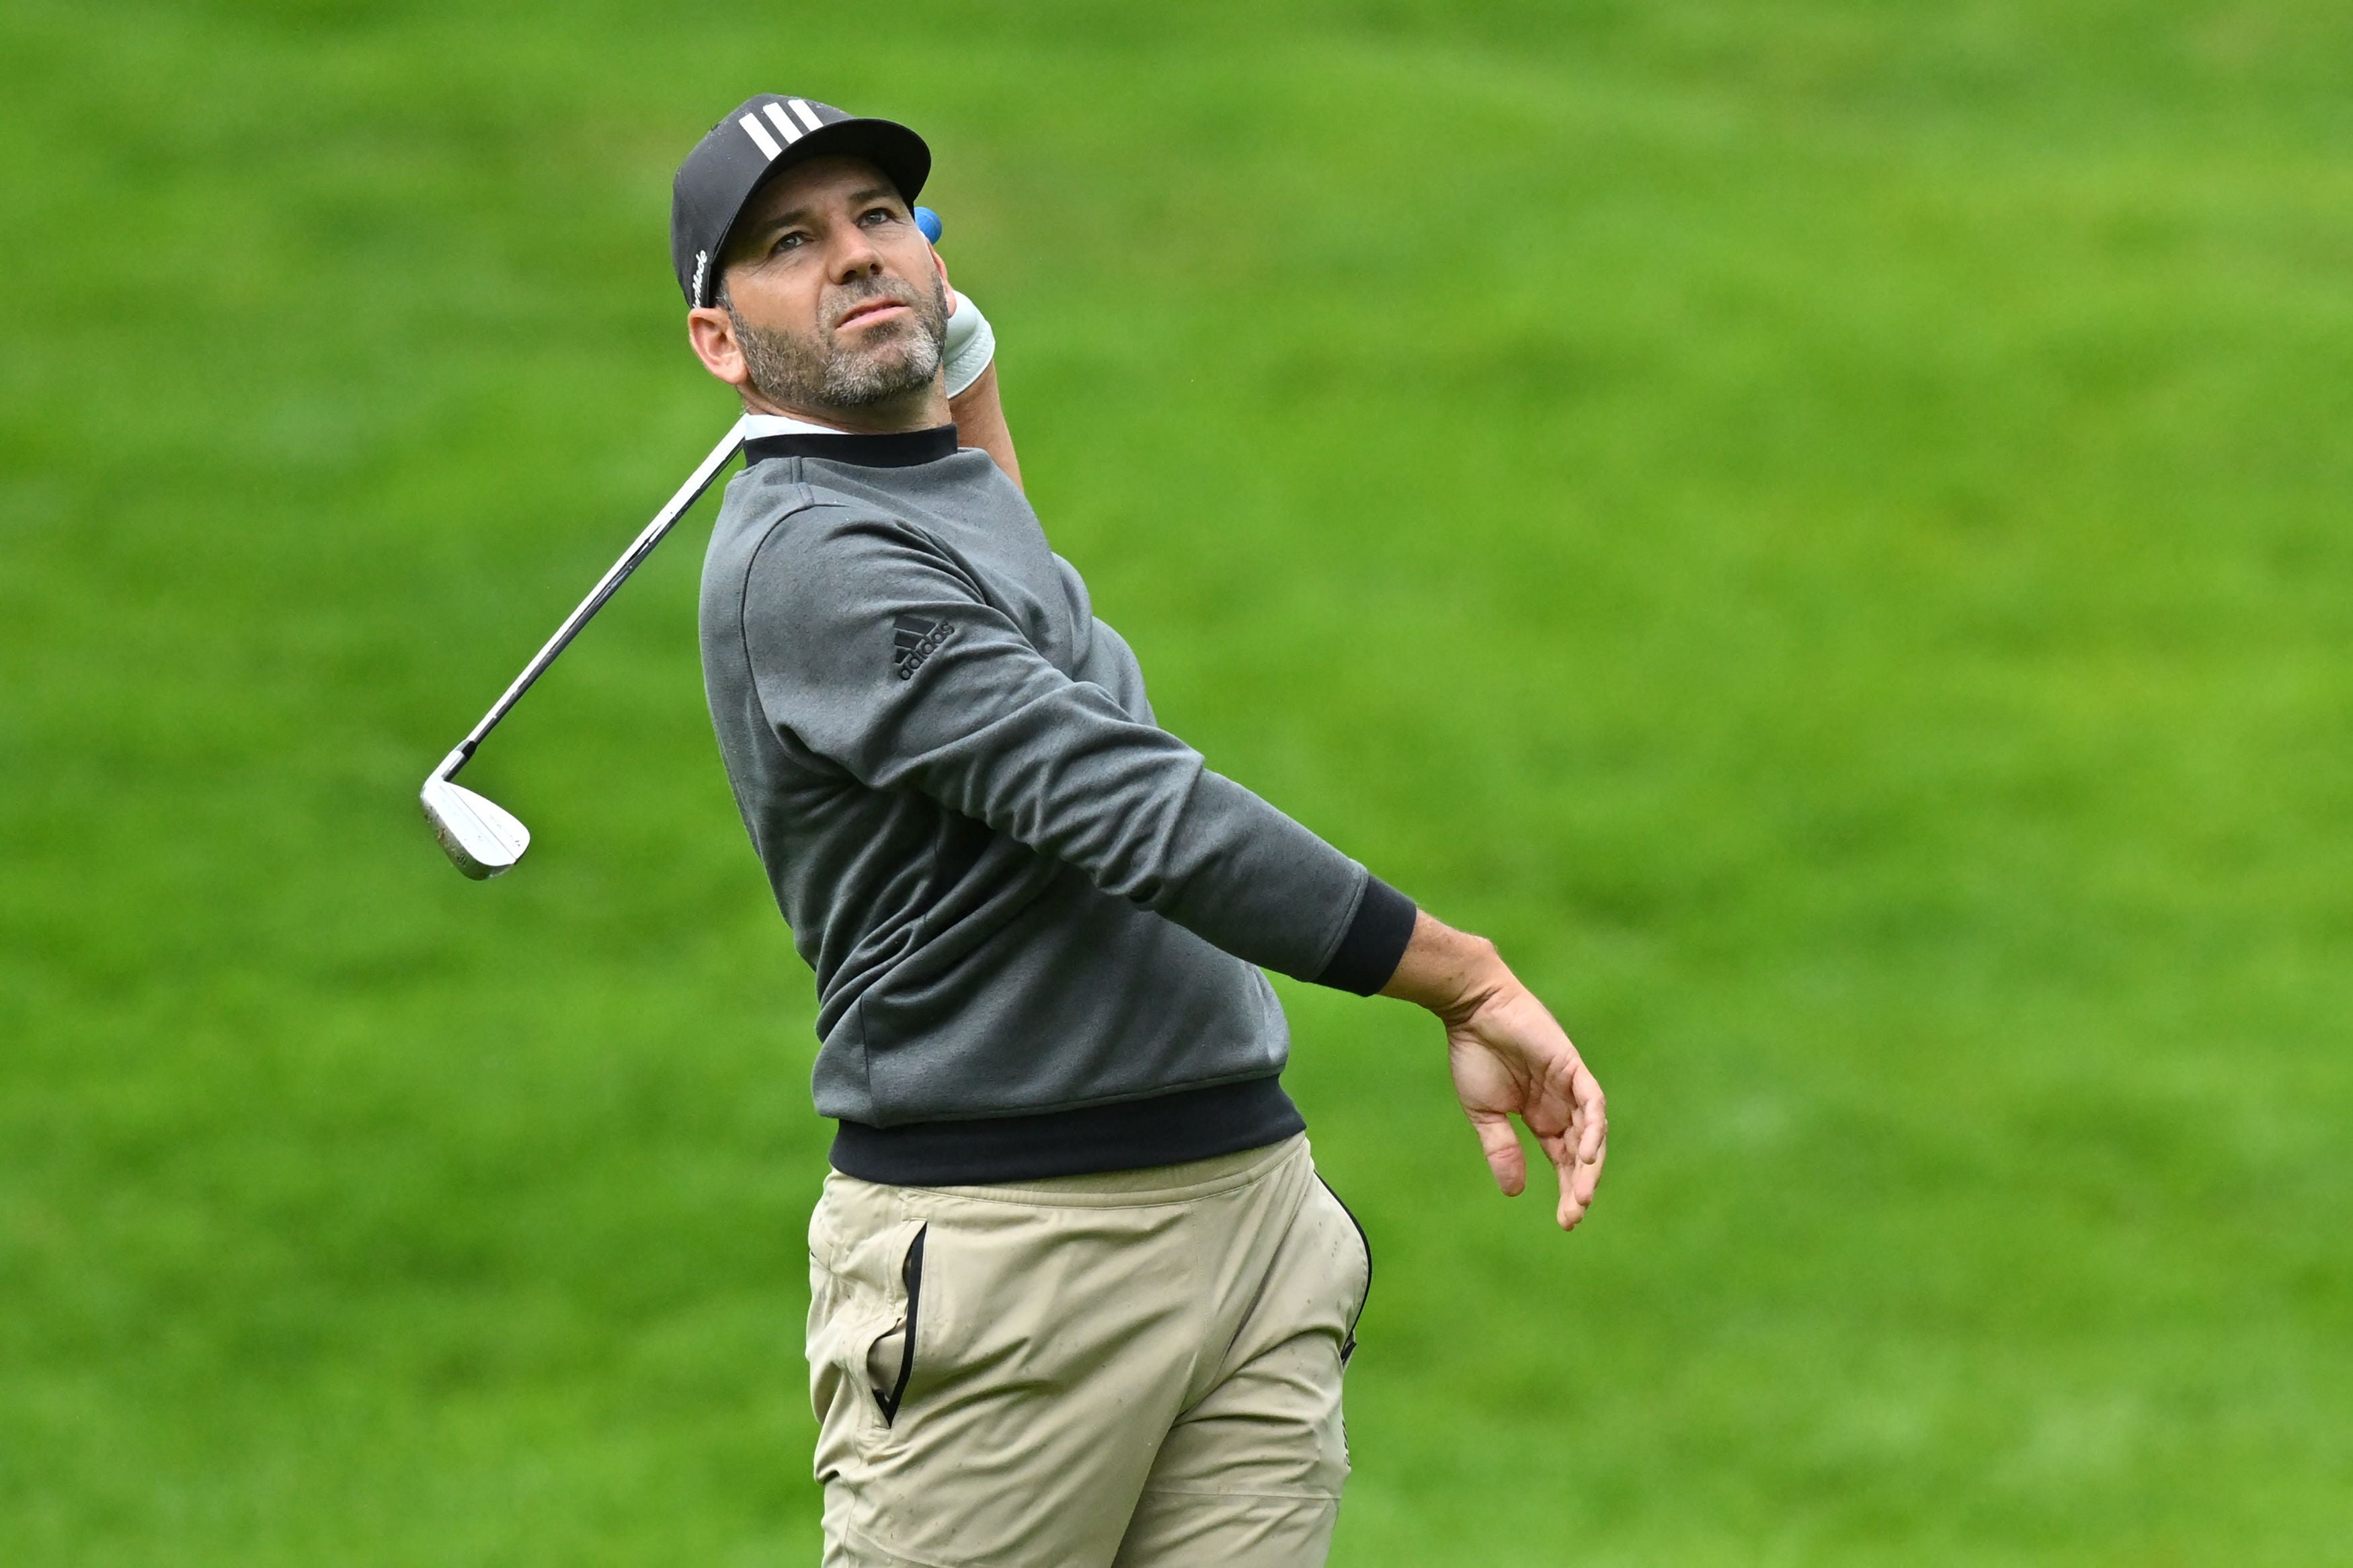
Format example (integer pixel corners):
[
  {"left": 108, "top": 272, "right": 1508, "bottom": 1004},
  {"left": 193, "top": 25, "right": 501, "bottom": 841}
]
[{"left": 673, "top": 95, "right": 1606, "bottom": 1567}]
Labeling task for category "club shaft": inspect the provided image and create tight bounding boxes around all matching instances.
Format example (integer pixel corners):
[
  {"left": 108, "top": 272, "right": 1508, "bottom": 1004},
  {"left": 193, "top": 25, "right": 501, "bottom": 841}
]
[{"left": 438, "top": 419, "right": 747, "bottom": 780}]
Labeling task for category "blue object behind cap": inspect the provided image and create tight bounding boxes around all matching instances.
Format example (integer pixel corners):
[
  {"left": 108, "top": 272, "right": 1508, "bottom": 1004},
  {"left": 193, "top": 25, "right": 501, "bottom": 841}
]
[{"left": 916, "top": 206, "right": 943, "bottom": 243}]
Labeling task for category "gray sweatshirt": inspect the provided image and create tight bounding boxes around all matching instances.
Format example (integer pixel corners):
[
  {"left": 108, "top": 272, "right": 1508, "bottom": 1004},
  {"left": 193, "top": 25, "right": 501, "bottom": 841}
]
[{"left": 698, "top": 425, "right": 1415, "bottom": 1183}]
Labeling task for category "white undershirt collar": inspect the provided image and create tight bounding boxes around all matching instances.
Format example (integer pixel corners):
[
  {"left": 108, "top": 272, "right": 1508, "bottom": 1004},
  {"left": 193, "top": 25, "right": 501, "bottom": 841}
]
[{"left": 741, "top": 411, "right": 853, "bottom": 439}]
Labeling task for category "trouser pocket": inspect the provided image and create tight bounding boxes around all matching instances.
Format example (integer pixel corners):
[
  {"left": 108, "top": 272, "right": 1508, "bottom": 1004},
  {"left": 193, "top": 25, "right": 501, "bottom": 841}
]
[
  {"left": 864, "top": 1223, "right": 928, "bottom": 1426},
  {"left": 1316, "top": 1175, "right": 1373, "bottom": 1366},
  {"left": 809, "top": 1208, "right": 930, "bottom": 1436}
]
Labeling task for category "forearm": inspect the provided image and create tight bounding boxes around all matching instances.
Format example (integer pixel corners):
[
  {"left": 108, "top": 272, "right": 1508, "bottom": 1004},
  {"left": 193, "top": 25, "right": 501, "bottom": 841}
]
[
  {"left": 1380, "top": 909, "right": 1511, "bottom": 1021},
  {"left": 948, "top": 361, "right": 1023, "bottom": 491}
]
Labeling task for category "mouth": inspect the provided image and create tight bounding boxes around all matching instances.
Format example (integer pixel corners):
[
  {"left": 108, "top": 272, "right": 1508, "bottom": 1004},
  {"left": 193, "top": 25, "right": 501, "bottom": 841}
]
[{"left": 834, "top": 298, "right": 912, "bottom": 331}]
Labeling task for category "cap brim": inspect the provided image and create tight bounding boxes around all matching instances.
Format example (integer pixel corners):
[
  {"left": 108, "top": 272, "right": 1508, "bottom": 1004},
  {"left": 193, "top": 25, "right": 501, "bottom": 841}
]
[{"left": 714, "top": 117, "right": 932, "bottom": 270}]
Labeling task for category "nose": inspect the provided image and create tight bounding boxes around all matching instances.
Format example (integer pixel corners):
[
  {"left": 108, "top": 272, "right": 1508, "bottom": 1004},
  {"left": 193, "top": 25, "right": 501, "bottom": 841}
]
[{"left": 828, "top": 222, "right": 884, "bottom": 285}]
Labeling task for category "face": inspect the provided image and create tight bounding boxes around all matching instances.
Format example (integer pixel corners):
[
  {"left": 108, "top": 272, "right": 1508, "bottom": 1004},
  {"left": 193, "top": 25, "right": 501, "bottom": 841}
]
[{"left": 688, "top": 155, "right": 948, "bottom": 417}]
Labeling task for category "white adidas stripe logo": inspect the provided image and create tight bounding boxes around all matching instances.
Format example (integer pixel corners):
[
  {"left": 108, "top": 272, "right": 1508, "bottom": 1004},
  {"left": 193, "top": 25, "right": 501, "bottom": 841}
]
[{"left": 737, "top": 98, "right": 826, "bottom": 160}]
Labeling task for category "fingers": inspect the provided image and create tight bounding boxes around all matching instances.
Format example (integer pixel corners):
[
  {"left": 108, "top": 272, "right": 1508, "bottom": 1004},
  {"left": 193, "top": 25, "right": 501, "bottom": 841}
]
[
  {"left": 1545, "top": 1061, "right": 1607, "bottom": 1230},
  {"left": 1468, "top": 1110, "right": 1527, "bottom": 1197},
  {"left": 1546, "top": 1054, "right": 1607, "bottom": 1227},
  {"left": 1544, "top": 1126, "right": 1604, "bottom": 1229},
  {"left": 1553, "top": 1132, "right": 1606, "bottom": 1228},
  {"left": 1571, "top": 1059, "right": 1607, "bottom": 1166}
]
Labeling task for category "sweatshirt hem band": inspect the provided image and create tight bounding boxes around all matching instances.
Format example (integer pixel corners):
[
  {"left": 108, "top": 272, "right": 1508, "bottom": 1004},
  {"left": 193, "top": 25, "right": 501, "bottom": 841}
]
[{"left": 829, "top": 1076, "right": 1307, "bottom": 1186}]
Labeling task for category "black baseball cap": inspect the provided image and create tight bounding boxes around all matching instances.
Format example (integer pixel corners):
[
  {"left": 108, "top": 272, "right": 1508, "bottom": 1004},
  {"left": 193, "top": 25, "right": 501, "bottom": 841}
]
[{"left": 670, "top": 93, "right": 931, "bottom": 307}]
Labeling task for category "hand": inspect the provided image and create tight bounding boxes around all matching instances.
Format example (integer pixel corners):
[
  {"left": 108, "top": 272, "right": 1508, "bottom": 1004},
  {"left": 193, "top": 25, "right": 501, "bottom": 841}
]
[
  {"left": 1443, "top": 979, "right": 1607, "bottom": 1228},
  {"left": 1382, "top": 913, "right": 1608, "bottom": 1229}
]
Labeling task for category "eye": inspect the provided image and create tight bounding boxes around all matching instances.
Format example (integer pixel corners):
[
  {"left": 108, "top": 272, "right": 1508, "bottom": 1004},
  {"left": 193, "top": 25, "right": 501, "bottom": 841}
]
[
  {"left": 771, "top": 231, "right": 808, "bottom": 254},
  {"left": 859, "top": 206, "right": 899, "bottom": 226}
]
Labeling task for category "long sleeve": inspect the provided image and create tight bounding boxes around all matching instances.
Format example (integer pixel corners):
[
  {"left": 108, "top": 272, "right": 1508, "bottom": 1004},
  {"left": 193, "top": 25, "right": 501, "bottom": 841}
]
[{"left": 736, "top": 505, "right": 1414, "bottom": 991}]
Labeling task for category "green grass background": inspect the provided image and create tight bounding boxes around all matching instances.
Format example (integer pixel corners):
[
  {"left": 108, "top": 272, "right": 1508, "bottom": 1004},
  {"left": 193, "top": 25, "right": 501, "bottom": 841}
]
[{"left": 5, "top": 1, "right": 2349, "bottom": 1562}]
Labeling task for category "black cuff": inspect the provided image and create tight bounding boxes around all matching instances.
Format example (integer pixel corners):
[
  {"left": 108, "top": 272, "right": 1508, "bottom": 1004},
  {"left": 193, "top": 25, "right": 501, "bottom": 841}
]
[{"left": 1314, "top": 875, "right": 1418, "bottom": 996}]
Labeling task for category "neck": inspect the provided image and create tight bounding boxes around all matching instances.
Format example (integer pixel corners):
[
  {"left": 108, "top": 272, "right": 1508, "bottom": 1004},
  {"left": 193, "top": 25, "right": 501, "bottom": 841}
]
[{"left": 742, "top": 378, "right": 950, "bottom": 435}]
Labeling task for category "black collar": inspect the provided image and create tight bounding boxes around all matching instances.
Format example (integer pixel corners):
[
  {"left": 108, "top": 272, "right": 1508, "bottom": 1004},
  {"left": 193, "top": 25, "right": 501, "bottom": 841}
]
[{"left": 744, "top": 424, "right": 959, "bottom": 468}]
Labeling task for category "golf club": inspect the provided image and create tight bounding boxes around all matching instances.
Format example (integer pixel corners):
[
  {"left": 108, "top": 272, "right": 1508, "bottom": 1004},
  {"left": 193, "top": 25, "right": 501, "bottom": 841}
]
[{"left": 421, "top": 417, "right": 747, "bottom": 878}]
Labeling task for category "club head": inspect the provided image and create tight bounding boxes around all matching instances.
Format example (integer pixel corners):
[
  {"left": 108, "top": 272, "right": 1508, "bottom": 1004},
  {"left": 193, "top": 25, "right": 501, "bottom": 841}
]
[{"left": 421, "top": 774, "right": 530, "bottom": 879}]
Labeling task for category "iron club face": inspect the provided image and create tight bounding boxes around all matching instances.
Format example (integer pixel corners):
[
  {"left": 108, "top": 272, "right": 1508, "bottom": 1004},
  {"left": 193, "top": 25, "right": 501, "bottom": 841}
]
[{"left": 421, "top": 770, "right": 530, "bottom": 879}]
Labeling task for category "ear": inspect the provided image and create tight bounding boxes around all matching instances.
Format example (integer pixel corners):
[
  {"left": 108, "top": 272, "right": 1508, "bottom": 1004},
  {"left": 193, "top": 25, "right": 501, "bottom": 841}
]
[
  {"left": 930, "top": 247, "right": 955, "bottom": 313},
  {"left": 686, "top": 304, "right": 751, "bottom": 391}
]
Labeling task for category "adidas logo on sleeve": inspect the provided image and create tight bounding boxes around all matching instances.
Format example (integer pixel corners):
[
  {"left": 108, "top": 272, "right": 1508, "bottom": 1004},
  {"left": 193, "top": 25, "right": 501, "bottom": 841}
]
[{"left": 892, "top": 614, "right": 957, "bottom": 680}]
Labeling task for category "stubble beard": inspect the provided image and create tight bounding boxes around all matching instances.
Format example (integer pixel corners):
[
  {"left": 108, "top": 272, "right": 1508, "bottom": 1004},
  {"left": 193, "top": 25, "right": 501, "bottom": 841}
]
[{"left": 727, "top": 269, "right": 948, "bottom": 414}]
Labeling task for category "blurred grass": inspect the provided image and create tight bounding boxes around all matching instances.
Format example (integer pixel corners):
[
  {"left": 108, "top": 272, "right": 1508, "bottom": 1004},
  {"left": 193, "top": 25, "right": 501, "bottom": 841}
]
[{"left": 4, "top": 1, "right": 2350, "bottom": 1563}]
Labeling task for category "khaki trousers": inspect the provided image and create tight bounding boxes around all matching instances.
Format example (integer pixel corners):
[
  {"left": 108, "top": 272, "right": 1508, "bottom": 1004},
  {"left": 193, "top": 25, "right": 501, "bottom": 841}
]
[{"left": 806, "top": 1134, "right": 1369, "bottom": 1567}]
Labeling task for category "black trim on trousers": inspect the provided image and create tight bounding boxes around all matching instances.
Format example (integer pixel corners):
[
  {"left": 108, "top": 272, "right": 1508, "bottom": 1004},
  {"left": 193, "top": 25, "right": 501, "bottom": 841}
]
[
  {"left": 873, "top": 1224, "right": 927, "bottom": 1426},
  {"left": 830, "top": 1076, "right": 1306, "bottom": 1186},
  {"left": 1318, "top": 1175, "right": 1373, "bottom": 1366}
]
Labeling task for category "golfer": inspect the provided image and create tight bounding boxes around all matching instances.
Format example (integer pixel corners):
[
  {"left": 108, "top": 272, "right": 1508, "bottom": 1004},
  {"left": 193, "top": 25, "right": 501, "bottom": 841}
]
[{"left": 673, "top": 95, "right": 1606, "bottom": 1567}]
